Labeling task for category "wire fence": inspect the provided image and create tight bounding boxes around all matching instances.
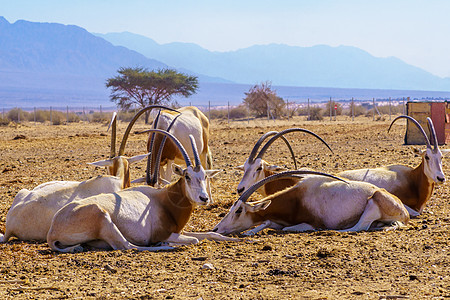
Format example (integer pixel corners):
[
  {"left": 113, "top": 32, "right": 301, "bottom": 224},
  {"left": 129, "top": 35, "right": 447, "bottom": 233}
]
[{"left": 0, "top": 97, "right": 414, "bottom": 126}]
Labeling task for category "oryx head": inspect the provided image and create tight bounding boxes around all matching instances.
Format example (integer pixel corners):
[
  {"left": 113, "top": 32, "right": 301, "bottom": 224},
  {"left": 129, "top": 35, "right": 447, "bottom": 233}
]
[
  {"left": 236, "top": 128, "right": 333, "bottom": 195},
  {"left": 389, "top": 116, "right": 448, "bottom": 184},
  {"left": 144, "top": 129, "right": 220, "bottom": 206},
  {"left": 87, "top": 112, "right": 149, "bottom": 189}
]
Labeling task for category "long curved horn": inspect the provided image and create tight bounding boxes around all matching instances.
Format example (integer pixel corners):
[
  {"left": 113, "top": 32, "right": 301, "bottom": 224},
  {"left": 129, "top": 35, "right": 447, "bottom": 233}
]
[
  {"left": 189, "top": 135, "right": 201, "bottom": 168},
  {"left": 427, "top": 117, "right": 438, "bottom": 149},
  {"left": 147, "top": 109, "right": 163, "bottom": 155},
  {"left": 141, "top": 129, "right": 192, "bottom": 167},
  {"left": 149, "top": 114, "right": 181, "bottom": 185},
  {"left": 248, "top": 131, "right": 297, "bottom": 169},
  {"left": 256, "top": 128, "right": 333, "bottom": 160},
  {"left": 239, "top": 170, "right": 348, "bottom": 203},
  {"left": 146, "top": 109, "right": 163, "bottom": 184},
  {"left": 118, "top": 105, "right": 180, "bottom": 156},
  {"left": 248, "top": 131, "right": 278, "bottom": 163},
  {"left": 388, "top": 115, "right": 431, "bottom": 148},
  {"left": 108, "top": 112, "right": 117, "bottom": 158}
]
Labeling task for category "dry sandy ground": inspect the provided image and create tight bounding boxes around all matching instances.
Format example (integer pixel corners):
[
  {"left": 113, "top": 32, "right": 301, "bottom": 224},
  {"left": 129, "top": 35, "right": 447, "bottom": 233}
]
[{"left": 0, "top": 116, "right": 449, "bottom": 299}]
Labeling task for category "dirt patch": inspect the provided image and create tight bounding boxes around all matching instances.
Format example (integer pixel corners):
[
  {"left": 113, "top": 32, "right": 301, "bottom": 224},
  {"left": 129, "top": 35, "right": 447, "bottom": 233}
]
[{"left": 0, "top": 116, "right": 449, "bottom": 299}]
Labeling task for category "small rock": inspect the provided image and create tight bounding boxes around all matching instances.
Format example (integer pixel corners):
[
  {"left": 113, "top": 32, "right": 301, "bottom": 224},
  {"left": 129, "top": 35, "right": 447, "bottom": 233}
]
[
  {"left": 13, "top": 135, "right": 26, "bottom": 140},
  {"left": 202, "top": 263, "right": 214, "bottom": 270},
  {"left": 191, "top": 256, "right": 207, "bottom": 261},
  {"left": 284, "top": 255, "right": 296, "bottom": 259},
  {"left": 104, "top": 264, "right": 117, "bottom": 273},
  {"left": 409, "top": 275, "right": 419, "bottom": 281}
]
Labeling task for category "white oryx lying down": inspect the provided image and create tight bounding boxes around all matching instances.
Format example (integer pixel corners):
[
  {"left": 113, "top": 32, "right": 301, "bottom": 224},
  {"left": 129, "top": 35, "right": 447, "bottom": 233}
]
[
  {"left": 0, "top": 113, "right": 148, "bottom": 242},
  {"left": 213, "top": 170, "right": 409, "bottom": 236},
  {"left": 235, "top": 128, "right": 333, "bottom": 197},
  {"left": 338, "top": 115, "right": 449, "bottom": 217},
  {"left": 47, "top": 130, "right": 236, "bottom": 253}
]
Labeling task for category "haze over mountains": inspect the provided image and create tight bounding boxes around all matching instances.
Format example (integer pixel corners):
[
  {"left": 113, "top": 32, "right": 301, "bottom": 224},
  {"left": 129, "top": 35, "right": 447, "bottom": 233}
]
[
  {"left": 1, "top": 16, "right": 450, "bottom": 108},
  {"left": 97, "top": 31, "right": 450, "bottom": 91}
]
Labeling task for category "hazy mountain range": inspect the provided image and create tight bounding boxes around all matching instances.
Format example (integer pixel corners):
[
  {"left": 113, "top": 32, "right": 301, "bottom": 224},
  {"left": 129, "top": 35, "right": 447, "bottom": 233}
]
[
  {"left": 97, "top": 31, "right": 450, "bottom": 91},
  {"left": 0, "top": 16, "right": 449, "bottom": 108}
]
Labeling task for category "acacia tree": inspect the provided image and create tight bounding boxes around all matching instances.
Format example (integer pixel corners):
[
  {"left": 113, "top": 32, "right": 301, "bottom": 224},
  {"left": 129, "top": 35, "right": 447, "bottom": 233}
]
[
  {"left": 243, "top": 81, "right": 285, "bottom": 118},
  {"left": 106, "top": 67, "right": 198, "bottom": 123}
]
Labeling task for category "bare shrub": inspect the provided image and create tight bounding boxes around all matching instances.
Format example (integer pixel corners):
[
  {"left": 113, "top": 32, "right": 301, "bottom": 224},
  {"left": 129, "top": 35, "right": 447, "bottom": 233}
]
[
  {"left": 308, "top": 107, "right": 323, "bottom": 121},
  {"left": 7, "top": 108, "right": 29, "bottom": 122},
  {"left": 229, "top": 105, "right": 248, "bottom": 119}
]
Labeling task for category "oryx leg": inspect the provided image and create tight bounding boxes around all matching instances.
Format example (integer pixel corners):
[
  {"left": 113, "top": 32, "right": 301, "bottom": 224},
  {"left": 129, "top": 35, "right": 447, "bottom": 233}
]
[
  {"left": 404, "top": 205, "right": 420, "bottom": 218},
  {"left": 47, "top": 203, "right": 173, "bottom": 252},
  {"left": 243, "top": 220, "right": 284, "bottom": 236},
  {"left": 339, "top": 198, "right": 382, "bottom": 232},
  {"left": 164, "top": 232, "right": 199, "bottom": 246},
  {"left": 182, "top": 231, "right": 240, "bottom": 242},
  {"left": 341, "top": 190, "right": 408, "bottom": 232},
  {"left": 283, "top": 223, "right": 316, "bottom": 232}
]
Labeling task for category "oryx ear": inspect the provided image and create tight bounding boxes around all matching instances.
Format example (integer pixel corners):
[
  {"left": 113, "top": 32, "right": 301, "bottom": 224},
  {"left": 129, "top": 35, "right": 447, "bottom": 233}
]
[
  {"left": 248, "top": 200, "right": 271, "bottom": 212},
  {"left": 127, "top": 153, "right": 150, "bottom": 164},
  {"left": 412, "top": 147, "right": 424, "bottom": 155},
  {"left": 172, "top": 164, "right": 185, "bottom": 176},
  {"left": 234, "top": 165, "right": 245, "bottom": 171},
  {"left": 206, "top": 169, "right": 222, "bottom": 178},
  {"left": 88, "top": 159, "right": 113, "bottom": 167},
  {"left": 266, "top": 165, "right": 287, "bottom": 172}
]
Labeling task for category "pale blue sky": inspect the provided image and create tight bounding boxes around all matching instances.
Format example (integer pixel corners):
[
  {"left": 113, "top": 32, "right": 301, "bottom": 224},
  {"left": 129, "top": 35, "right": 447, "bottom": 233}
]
[{"left": 2, "top": 0, "right": 450, "bottom": 77}]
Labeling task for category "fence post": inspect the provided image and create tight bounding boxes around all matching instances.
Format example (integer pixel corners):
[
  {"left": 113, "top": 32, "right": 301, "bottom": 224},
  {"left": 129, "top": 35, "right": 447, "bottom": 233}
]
[
  {"left": 50, "top": 106, "right": 52, "bottom": 125},
  {"left": 403, "top": 97, "right": 406, "bottom": 115},
  {"left": 17, "top": 107, "right": 20, "bottom": 123},
  {"left": 406, "top": 97, "right": 409, "bottom": 115},
  {"left": 208, "top": 101, "right": 211, "bottom": 121},
  {"left": 34, "top": 107, "right": 36, "bottom": 125},
  {"left": 372, "top": 98, "right": 375, "bottom": 121},
  {"left": 329, "top": 97, "right": 332, "bottom": 121},
  {"left": 66, "top": 106, "right": 69, "bottom": 124},
  {"left": 389, "top": 97, "right": 391, "bottom": 120},
  {"left": 351, "top": 97, "right": 355, "bottom": 121},
  {"left": 307, "top": 98, "right": 310, "bottom": 120},
  {"left": 227, "top": 101, "right": 230, "bottom": 124}
]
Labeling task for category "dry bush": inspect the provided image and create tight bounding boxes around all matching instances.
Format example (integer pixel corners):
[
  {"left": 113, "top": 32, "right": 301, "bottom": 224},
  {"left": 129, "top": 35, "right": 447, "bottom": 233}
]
[
  {"left": 229, "top": 105, "right": 248, "bottom": 119},
  {"left": 7, "top": 108, "right": 29, "bottom": 122},
  {"left": 307, "top": 106, "right": 323, "bottom": 120}
]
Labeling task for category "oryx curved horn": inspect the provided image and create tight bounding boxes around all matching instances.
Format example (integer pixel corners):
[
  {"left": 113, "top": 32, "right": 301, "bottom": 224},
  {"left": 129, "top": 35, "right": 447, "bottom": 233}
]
[
  {"left": 256, "top": 128, "right": 333, "bottom": 160},
  {"left": 141, "top": 129, "right": 192, "bottom": 167},
  {"left": 189, "top": 135, "right": 202, "bottom": 168},
  {"left": 149, "top": 114, "right": 181, "bottom": 185},
  {"left": 147, "top": 109, "right": 163, "bottom": 159},
  {"left": 108, "top": 112, "right": 117, "bottom": 158},
  {"left": 248, "top": 131, "right": 297, "bottom": 169},
  {"left": 426, "top": 117, "right": 438, "bottom": 149},
  {"left": 239, "top": 170, "right": 348, "bottom": 203},
  {"left": 388, "top": 115, "right": 431, "bottom": 149},
  {"left": 118, "top": 105, "right": 180, "bottom": 156}
]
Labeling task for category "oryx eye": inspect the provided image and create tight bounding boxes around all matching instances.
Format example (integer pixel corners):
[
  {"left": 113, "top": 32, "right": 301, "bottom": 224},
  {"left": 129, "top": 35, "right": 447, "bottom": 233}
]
[
  {"left": 256, "top": 166, "right": 262, "bottom": 171},
  {"left": 235, "top": 207, "right": 242, "bottom": 214},
  {"left": 425, "top": 155, "right": 430, "bottom": 161},
  {"left": 185, "top": 174, "right": 191, "bottom": 181}
]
